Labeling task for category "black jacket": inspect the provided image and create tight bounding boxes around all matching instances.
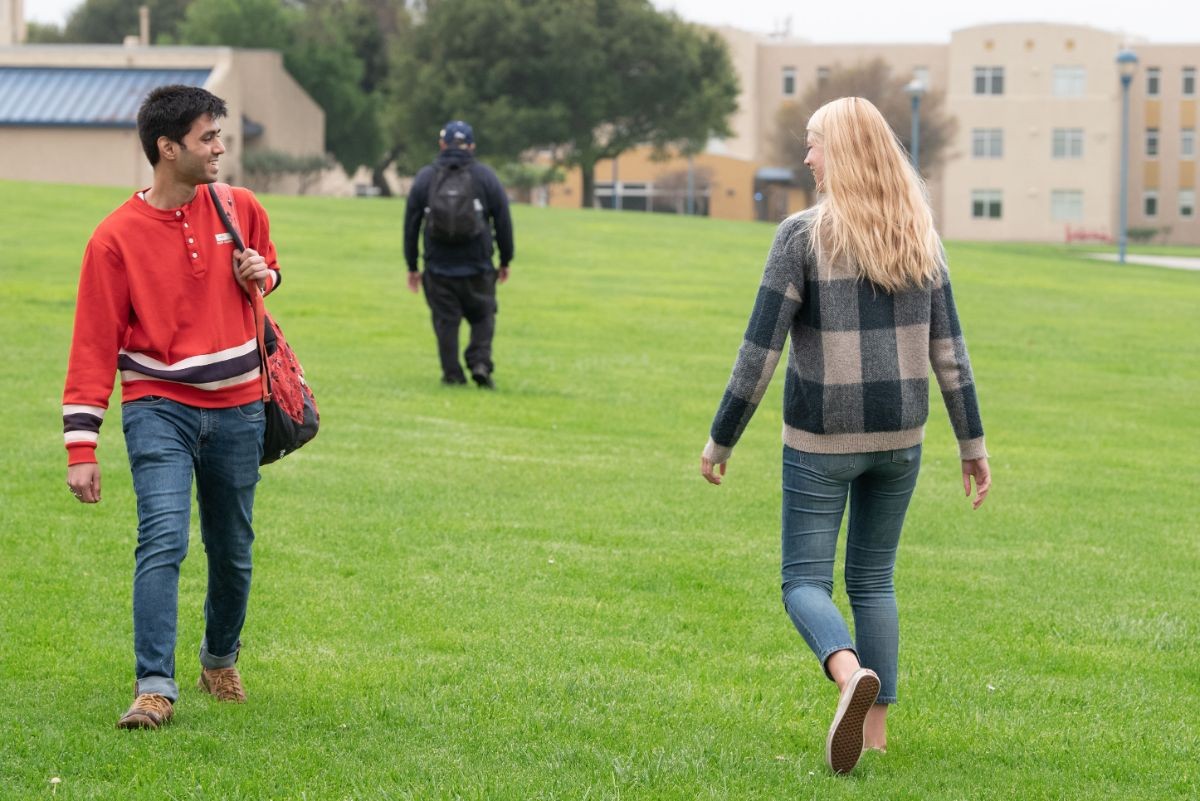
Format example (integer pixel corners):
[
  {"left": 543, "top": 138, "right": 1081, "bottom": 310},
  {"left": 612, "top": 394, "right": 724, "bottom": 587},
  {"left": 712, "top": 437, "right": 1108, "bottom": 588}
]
[{"left": 404, "top": 148, "right": 514, "bottom": 276}]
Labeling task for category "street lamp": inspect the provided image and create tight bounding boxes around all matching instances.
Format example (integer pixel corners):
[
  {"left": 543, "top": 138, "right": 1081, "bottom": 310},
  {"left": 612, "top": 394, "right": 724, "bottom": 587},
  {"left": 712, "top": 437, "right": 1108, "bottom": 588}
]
[
  {"left": 1116, "top": 49, "right": 1138, "bottom": 264},
  {"left": 905, "top": 78, "right": 926, "bottom": 172}
]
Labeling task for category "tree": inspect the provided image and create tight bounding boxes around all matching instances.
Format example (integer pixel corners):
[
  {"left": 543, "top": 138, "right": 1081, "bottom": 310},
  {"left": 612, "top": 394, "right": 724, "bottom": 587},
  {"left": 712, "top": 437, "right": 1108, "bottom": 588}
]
[
  {"left": 178, "top": 0, "right": 386, "bottom": 174},
  {"left": 48, "top": 0, "right": 192, "bottom": 44},
  {"left": 388, "top": 0, "right": 739, "bottom": 207},
  {"left": 24, "top": 22, "right": 68, "bottom": 43},
  {"left": 774, "top": 59, "right": 957, "bottom": 199}
]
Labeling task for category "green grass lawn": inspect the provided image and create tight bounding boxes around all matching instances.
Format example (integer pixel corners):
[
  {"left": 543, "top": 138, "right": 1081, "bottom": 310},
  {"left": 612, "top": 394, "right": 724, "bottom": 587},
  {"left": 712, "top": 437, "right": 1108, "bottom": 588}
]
[{"left": 1, "top": 179, "right": 1197, "bottom": 800}]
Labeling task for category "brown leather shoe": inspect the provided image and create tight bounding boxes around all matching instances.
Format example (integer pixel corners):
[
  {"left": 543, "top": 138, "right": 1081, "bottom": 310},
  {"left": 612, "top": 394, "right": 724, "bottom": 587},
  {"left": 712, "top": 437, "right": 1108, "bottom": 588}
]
[
  {"left": 197, "top": 666, "right": 246, "bottom": 702},
  {"left": 116, "top": 693, "right": 174, "bottom": 729}
]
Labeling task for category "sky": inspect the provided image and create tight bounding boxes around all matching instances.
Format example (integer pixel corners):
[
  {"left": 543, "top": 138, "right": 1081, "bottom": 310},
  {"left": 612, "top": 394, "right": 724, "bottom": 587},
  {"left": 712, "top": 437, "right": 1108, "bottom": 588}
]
[{"left": 24, "top": 0, "right": 1200, "bottom": 43}]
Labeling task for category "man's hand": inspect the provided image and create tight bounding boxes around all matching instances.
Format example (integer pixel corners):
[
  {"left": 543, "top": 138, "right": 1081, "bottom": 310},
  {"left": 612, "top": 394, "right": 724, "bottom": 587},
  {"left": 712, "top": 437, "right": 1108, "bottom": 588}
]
[
  {"left": 498, "top": 265, "right": 510, "bottom": 284},
  {"left": 700, "top": 455, "right": 727, "bottom": 486},
  {"left": 233, "top": 248, "right": 269, "bottom": 292},
  {"left": 407, "top": 271, "right": 422, "bottom": 294},
  {"left": 962, "top": 457, "right": 991, "bottom": 510},
  {"left": 67, "top": 463, "right": 102, "bottom": 504}
]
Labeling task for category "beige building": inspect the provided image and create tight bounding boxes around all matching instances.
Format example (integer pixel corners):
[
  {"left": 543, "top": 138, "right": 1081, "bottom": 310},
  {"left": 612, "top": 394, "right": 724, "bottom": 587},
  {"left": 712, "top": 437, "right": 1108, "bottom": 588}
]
[
  {"left": 552, "top": 21, "right": 1198, "bottom": 244},
  {"left": 718, "top": 21, "right": 1199, "bottom": 244},
  {"left": 0, "top": 0, "right": 324, "bottom": 194}
]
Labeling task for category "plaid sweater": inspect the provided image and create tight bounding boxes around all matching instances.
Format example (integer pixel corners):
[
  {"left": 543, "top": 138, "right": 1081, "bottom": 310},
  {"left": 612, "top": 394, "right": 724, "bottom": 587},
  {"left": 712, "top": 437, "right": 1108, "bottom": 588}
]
[{"left": 706, "top": 209, "right": 986, "bottom": 462}]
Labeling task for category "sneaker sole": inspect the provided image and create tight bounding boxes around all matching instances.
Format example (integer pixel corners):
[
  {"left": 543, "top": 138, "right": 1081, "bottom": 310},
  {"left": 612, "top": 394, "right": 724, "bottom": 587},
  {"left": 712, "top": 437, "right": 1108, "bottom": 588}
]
[
  {"left": 116, "top": 709, "right": 171, "bottom": 729},
  {"left": 825, "top": 669, "right": 880, "bottom": 775}
]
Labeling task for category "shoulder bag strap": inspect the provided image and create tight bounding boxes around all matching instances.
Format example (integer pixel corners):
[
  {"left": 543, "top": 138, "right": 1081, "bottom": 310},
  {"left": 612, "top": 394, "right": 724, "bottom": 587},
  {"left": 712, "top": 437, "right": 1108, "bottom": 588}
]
[{"left": 207, "top": 183, "right": 271, "bottom": 402}]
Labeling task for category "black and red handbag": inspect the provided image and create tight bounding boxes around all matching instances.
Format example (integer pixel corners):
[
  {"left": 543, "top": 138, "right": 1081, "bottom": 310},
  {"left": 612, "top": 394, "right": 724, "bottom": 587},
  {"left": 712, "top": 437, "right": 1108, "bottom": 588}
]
[{"left": 208, "top": 183, "right": 319, "bottom": 465}]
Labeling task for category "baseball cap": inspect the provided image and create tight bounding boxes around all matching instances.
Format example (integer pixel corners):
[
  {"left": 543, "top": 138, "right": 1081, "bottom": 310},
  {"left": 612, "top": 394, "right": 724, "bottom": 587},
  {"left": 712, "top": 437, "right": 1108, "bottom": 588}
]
[{"left": 440, "top": 120, "right": 474, "bottom": 147}]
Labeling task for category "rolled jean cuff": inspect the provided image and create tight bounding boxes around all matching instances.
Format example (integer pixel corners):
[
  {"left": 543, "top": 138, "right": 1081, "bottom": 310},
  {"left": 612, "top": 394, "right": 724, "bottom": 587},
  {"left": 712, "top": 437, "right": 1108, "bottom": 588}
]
[
  {"left": 817, "top": 643, "right": 857, "bottom": 682},
  {"left": 199, "top": 638, "right": 240, "bottom": 670},
  {"left": 135, "top": 675, "right": 179, "bottom": 703}
]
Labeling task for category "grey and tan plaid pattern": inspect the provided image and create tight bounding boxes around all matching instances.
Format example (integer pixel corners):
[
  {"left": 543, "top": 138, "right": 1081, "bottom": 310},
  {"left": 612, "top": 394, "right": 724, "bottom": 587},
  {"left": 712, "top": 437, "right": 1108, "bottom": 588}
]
[{"left": 708, "top": 211, "right": 986, "bottom": 462}]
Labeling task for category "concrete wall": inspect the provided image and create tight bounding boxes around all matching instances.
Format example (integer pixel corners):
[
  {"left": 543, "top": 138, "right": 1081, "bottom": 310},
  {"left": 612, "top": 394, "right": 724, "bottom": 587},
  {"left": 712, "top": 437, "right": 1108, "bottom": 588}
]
[
  {"left": 0, "top": 0, "right": 23, "bottom": 46},
  {"left": 1127, "top": 45, "right": 1200, "bottom": 244},
  {"left": 941, "top": 23, "right": 1124, "bottom": 241},
  {"left": 0, "top": 127, "right": 148, "bottom": 186}
]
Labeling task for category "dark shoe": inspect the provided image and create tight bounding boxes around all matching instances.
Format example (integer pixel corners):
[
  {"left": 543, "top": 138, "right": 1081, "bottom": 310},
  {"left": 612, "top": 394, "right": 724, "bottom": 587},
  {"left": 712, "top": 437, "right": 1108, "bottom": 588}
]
[
  {"left": 441, "top": 375, "right": 467, "bottom": 386},
  {"left": 197, "top": 666, "right": 246, "bottom": 703},
  {"left": 116, "top": 692, "right": 174, "bottom": 729},
  {"left": 825, "top": 668, "right": 879, "bottom": 775},
  {"left": 470, "top": 364, "right": 494, "bottom": 389}
]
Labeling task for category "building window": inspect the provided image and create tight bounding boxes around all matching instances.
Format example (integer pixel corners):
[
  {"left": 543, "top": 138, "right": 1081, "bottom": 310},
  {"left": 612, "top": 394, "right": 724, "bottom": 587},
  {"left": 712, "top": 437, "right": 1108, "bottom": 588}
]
[
  {"left": 1050, "top": 190, "right": 1084, "bottom": 221},
  {"left": 1146, "top": 128, "right": 1159, "bottom": 158},
  {"left": 1146, "top": 67, "right": 1160, "bottom": 97},
  {"left": 782, "top": 67, "right": 796, "bottom": 97},
  {"left": 816, "top": 66, "right": 830, "bottom": 89},
  {"left": 1052, "top": 128, "right": 1084, "bottom": 159},
  {"left": 971, "top": 128, "right": 1003, "bottom": 158},
  {"left": 1053, "top": 66, "right": 1086, "bottom": 96},
  {"left": 1180, "top": 189, "right": 1196, "bottom": 217},
  {"left": 973, "top": 66, "right": 1004, "bottom": 95},
  {"left": 1143, "top": 191, "right": 1158, "bottom": 217},
  {"left": 1183, "top": 129, "right": 1196, "bottom": 159},
  {"left": 912, "top": 66, "right": 930, "bottom": 90},
  {"left": 1184, "top": 67, "right": 1196, "bottom": 96},
  {"left": 971, "top": 189, "right": 1003, "bottom": 219}
]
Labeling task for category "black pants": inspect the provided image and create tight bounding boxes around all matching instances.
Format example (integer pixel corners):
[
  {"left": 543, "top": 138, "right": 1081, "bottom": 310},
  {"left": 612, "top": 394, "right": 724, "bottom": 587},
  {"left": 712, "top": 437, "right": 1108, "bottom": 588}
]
[{"left": 422, "top": 270, "right": 497, "bottom": 381}]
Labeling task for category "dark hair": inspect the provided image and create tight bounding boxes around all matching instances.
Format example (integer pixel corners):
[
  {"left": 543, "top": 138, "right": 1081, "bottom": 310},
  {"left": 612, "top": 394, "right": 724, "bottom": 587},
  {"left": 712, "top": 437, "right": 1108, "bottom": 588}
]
[{"left": 136, "top": 85, "right": 227, "bottom": 165}]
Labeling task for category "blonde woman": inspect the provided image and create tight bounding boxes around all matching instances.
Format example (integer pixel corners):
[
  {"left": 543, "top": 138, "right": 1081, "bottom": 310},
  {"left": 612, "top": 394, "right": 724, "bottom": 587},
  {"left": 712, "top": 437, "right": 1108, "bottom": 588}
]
[{"left": 700, "top": 97, "right": 990, "bottom": 775}]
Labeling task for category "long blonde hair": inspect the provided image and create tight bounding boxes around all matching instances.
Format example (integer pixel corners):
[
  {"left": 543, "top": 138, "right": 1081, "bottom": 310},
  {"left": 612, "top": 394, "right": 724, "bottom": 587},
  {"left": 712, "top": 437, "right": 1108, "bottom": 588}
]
[{"left": 806, "top": 97, "right": 944, "bottom": 291}]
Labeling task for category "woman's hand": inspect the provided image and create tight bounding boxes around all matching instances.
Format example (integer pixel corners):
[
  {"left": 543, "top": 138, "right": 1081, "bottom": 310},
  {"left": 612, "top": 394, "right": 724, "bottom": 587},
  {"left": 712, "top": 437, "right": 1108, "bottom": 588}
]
[
  {"left": 700, "top": 454, "right": 727, "bottom": 486},
  {"left": 962, "top": 457, "right": 991, "bottom": 509}
]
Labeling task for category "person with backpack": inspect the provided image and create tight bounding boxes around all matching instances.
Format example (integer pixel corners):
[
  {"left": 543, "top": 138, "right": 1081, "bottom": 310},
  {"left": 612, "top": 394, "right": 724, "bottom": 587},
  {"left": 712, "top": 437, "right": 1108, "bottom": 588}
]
[{"left": 404, "top": 120, "right": 514, "bottom": 388}]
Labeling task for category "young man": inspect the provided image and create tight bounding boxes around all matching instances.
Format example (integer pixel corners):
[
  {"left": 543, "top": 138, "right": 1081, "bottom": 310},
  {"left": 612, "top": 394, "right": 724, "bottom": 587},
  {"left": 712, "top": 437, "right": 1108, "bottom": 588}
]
[
  {"left": 63, "top": 85, "right": 282, "bottom": 729},
  {"left": 404, "top": 120, "right": 514, "bottom": 388}
]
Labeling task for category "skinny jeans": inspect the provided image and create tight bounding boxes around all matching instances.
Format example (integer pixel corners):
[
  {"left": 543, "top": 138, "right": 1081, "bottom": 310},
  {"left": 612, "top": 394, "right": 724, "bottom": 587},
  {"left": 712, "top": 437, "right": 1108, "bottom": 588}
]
[
  {"left": 780, "top": 444, "right": 921, "bottom": 704},
  {"left": 121, "top": 397, "right": 264, "bottom": 701}
]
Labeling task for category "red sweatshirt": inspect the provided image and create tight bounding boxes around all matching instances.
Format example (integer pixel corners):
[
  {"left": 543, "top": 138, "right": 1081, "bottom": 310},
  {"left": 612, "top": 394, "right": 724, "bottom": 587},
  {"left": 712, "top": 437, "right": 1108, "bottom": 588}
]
[{"left": 62, "top": 185, "right": 281, "bottom": 466}]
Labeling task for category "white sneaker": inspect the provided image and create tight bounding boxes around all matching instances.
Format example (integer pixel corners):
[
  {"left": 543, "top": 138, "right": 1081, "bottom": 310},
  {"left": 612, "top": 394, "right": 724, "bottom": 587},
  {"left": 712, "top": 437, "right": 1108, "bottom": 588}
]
[{"left": 825, "top": 668, "right": 880, "bottom": 774}]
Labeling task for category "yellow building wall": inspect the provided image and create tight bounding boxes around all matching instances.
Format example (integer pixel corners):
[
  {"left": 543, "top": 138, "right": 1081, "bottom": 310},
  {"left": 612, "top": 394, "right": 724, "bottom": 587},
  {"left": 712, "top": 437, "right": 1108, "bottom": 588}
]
[{"left": 545, "top": 145, "right": 774, "bottom": 221}]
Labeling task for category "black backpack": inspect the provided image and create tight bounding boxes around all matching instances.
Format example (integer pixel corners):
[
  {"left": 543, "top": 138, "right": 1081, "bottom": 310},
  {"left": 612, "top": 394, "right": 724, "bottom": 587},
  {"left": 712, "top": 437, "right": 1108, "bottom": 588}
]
[{"left": 425, "top": 163, "right": 483, "bottom": 243}]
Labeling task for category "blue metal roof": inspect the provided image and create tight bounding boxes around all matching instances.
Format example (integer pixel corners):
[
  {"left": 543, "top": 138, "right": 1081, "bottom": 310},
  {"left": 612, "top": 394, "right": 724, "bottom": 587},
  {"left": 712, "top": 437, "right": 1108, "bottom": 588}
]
[{"left": 0, "top": 67, "right": 212, "bottom": 127}]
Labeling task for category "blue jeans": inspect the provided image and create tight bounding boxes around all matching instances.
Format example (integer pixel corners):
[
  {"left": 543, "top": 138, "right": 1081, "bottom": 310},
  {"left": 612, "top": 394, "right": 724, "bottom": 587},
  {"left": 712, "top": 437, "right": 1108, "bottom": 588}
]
[
  {"left": 780, "top": 444, "right": 922, "bottom": 704},
  {"left": 121, "top": 397, "right": 264, "bottom": 702}
]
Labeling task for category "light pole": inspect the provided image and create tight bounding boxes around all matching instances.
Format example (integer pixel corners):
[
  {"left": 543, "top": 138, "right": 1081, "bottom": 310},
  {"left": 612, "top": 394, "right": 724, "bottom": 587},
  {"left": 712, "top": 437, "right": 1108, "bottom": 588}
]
[
  {"left": 905, "top": 78, "right": 925, "bottom": 172},
  {"left": 1116, "top": 49, "right": 1138, "bottom": 264}
]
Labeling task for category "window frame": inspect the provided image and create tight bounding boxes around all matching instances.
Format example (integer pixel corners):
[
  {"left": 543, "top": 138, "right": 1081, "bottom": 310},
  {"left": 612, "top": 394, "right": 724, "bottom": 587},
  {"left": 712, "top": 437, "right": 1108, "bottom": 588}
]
[
  {"left": 973, "top": 66, "right": 1004, "bottom": 95},
  {"left": 971, "top": 128, "right": 1004, "bottom": 159},
  {"left": 1180, "top": 189, "right": 1196, "bottom": 217},
  {"left": 782, "top": 66, "right": 797, "bottom": 97},
  {"left": 971, "top": 189, "right": 1003, "bottom": 219},
  {"left": 1050, "top": 189, "right": 1084, "bottom": 222},
  {"left": 1052, "top": 128, "right": 1085, "bottom": 159},
  {"left": 1052, "top": 65, "right": 1086, "bottom": 97}
]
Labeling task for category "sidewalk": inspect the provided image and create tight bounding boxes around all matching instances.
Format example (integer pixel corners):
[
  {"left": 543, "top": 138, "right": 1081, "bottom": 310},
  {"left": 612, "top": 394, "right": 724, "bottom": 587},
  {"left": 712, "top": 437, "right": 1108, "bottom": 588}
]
[{"left": 1089, "top": 253, "right": 1200, "bottom": 271}]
